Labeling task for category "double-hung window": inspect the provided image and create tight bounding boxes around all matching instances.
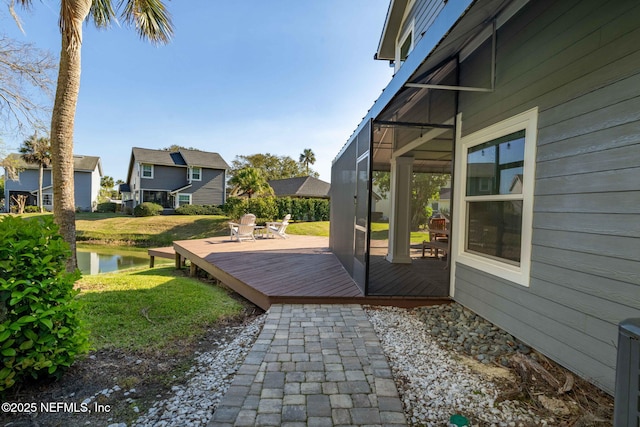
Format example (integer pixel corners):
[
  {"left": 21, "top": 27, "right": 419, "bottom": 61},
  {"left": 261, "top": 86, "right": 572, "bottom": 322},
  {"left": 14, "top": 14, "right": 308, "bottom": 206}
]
[
  {"left": 190, "top": 167, "right": 201, "bottom": 181},
  {"left": 141, "top": 164, "right": 153, "bottom": 179},
  {"left": 455, "top": 108, "right": 538, "bottom": 286},
  {"left": 177, "top": 194, "right": 191, "bottom": 207}
]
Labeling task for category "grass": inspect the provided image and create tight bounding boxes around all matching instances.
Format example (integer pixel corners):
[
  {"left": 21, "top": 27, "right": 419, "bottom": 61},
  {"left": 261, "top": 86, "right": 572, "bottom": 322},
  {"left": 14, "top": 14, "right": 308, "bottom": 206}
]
[
  {"left": 370, "top": 222, "right": 432, "bottom": 244},
  {"left": 75, "top": 267, "right": 244, "bottom": 353},
  {"left": 75, "top": 213, "right": 230, "bottom": 246}
]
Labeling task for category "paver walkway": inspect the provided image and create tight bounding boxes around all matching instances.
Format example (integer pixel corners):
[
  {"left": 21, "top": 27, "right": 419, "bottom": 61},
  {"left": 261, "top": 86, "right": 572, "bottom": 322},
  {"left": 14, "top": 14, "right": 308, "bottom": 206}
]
[{"left": 208, "top": 304, "right": 407, "bottom": 426}]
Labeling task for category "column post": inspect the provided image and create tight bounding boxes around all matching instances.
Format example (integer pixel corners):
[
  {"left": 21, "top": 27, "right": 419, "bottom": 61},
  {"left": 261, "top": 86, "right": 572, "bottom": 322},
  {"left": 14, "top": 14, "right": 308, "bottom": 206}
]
[{"left": 386, "top": 156, "right": 413, "bottom": 264}]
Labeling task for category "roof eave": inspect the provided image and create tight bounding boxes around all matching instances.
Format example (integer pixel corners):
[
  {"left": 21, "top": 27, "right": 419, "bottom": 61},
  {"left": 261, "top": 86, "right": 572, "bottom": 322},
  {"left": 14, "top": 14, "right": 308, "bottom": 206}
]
[{"left": 376, "top": 0, "right": 409, "bottom": 60}]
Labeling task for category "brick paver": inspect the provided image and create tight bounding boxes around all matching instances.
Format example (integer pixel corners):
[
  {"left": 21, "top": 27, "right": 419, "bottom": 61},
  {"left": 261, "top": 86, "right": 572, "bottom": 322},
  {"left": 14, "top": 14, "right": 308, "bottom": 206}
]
[{"left": 208, "top": 304, "right": 407, "bottom": 426}]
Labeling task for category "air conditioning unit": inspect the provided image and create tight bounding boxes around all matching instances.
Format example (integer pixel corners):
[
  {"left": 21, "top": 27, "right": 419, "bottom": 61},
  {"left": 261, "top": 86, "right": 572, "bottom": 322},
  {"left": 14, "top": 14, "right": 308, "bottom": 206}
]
[{"left": 614, "top": 318, "right": 640, "bottom": 426}]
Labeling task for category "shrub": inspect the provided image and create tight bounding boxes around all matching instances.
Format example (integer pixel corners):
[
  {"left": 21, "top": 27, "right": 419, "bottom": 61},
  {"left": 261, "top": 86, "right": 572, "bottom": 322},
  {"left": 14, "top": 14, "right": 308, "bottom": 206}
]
[
  {"left": 96, "top": 202, "right": 117, "bottom": 213},
  {"left": 175, "top": 204, "right": 224, "bottom": 215},
  {"left": 0, "top": 216, "right": 89, "bottom": 391},
  {"left": 23, "top": 205, "right": 40, "bottom": 213},
  {"left": 222, "top": 197, "right": 246, "bottom": 219},
  {"left": 246, "top": 197, "right": 277, "bottom": 220},
  {"left": 133, "top": 202, "right": 163, "bottom": 217}
]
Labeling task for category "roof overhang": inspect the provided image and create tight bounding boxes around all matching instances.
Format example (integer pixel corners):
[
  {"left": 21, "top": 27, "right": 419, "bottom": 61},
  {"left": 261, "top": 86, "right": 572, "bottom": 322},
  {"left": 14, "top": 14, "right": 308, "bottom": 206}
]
[
  {"left": 376, "top": 0, "right": 409, "bottom": 60},
  {"left": 337, "top": 0, "right": 528, "bottom": 174},
  {"left": 170, "top": 184, "right": 192, "bottom": 194}
]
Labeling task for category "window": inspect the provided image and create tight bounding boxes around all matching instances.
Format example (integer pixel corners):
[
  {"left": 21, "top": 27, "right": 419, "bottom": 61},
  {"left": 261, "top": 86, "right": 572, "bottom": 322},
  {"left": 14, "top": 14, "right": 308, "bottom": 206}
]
[
  {"left": 454, "top": 108, "right": 538, "bottom": 286},
  {"left": 177, "top": 194, "right": 191, "bottom": 207},
  {"left": 141, "top": 164, "right": 153, "bottom": 179},
  {"left": 395, "top": 21, "right": 414, "bottom": 72},
  {"left": 190, "top": 167, "right": 201, "bottom": 181},
  {"left": 43, "top": 194, "right": 52, "bottom": 206}
]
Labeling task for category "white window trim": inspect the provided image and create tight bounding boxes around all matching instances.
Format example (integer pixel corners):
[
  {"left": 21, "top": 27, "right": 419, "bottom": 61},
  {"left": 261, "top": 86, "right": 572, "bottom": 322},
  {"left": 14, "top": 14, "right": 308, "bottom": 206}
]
[
  {"left": 189, "top": 167, "right": 202, "bottom": 182},
  {"left": 395, "top": 19, "right": 414, "bottom": 72},
  {"left": 452, "top": 107, "right": 538, "bottom": 287},
  {"left": 141, "top": 164, "right": 154, "bottom": 179},
  {"left": 176, "top": 193, "right": 192, "bottom": 208}
]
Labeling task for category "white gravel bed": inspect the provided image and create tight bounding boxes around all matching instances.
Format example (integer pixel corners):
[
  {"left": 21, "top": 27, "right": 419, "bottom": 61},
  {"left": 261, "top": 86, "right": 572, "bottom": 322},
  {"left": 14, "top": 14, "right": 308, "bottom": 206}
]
[
  {"left": 130, "top": 315, "right": 266, "bottom": 427},
  {"left": 365, "top": 306, "right": 548, "bottom": 427},
  {"left": 120, "top": 305, "right": 552, "bottom": 427}
]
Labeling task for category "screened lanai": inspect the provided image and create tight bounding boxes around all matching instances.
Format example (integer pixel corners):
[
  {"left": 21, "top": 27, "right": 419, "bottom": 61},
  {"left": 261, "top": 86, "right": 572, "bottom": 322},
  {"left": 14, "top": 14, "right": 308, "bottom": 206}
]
[{"left": 329, "top": 0, "right": 503, "bottom": 296}]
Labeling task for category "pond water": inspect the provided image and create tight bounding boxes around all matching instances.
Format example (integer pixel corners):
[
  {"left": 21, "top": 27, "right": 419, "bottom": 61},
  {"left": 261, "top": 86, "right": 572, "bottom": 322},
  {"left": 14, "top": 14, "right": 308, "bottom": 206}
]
[{"left": 77, "top": 248, "right": 149, "bottom": 275}]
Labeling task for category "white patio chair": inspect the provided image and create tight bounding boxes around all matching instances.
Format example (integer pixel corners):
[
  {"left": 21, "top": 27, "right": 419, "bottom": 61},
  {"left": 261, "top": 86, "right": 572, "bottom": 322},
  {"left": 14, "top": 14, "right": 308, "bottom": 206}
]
[
  {"left": 266, "top": 214, "right": 291, "bottom": 239},
  {"left": 229, "top": 213, "right": 257, "bottom": 242}
]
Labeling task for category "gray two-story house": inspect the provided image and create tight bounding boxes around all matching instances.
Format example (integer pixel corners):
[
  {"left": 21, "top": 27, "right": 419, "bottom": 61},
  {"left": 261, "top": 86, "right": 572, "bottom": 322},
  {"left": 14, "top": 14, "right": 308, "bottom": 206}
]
[
  {"left": 331, "top": 0, "right": 640, "bottom": 395},
  {"left": 3, "top": 154, "right": 102, "bottom": 212},
  {"left": 122, "top": 147, "right": 229, "bottom": 211}
]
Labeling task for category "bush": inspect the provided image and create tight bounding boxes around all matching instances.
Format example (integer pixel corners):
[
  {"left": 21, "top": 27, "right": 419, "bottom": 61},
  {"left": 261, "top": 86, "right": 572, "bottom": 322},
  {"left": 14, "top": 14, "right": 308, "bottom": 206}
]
[
  {"left": 175, "top": 204, "right": 224, "bottom": 215},
  {"left": 222, "top": 197, "right": 246, "bottom": 219},
  {"left": 0, "top": 216, "right": 89, "bottom": 391},
  {"left": 23, "top": 205, "right": 40, "bottom": 213},
  {"left": 133, "top": 202, "right": 163, "bottom": 217},
  {"left": 96, "top": 202, "right": 117, "bottom": 213}
]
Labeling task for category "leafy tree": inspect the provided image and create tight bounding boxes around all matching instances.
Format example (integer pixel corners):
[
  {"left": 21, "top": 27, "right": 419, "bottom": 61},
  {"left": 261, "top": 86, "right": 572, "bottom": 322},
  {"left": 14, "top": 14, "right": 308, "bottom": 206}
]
[
  {"left": 0, "top": 175, "right": 4, "bottom": 207},
  {"left": 0, "top": 36, "right": 56, "bottom": 135},
  {"left": 373, "top": 171, "right": 449, "bottom": 230},
  {"left": 11, "top": 0, "right": 173, "bottom": 271},
  {"left": 229, "top": 167, "right": 273, "bottom": 199},
  {"left": 19, "top": 133, "right": 51, "bottom": 213},
  {"left": 299, "top": 148, "right": 316, "bottom": 175},
  {"left": 231, "top": 153, "right": 319, "bottom": 181},
  {"left": 99, "top": 175, "right": 115, "bottom": 202},
  {"left": 162, "top": 145, "right": 199, "bottom": 152}
]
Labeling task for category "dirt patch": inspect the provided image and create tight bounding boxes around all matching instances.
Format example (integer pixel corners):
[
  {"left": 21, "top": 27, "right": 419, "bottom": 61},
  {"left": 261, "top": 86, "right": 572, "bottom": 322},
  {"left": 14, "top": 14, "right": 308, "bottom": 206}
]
[{"left": 0, "top": 305, "right": 262, "bottom": 427}]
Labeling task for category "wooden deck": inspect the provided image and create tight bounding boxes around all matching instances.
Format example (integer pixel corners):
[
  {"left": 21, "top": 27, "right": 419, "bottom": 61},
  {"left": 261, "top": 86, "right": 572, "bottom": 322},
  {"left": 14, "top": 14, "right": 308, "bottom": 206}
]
[
  {"left": 368, "top": 240, "right": 450, "bottom": 297},
  {"left": 172, "top": 235, "right": 450, "bottom": 310}
]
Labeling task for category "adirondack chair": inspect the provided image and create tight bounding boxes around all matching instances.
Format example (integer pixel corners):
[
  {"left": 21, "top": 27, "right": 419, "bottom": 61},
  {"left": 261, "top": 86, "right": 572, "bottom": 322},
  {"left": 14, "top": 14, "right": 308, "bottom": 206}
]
[
  {"left": 266, "top": 214, "right": 291, "bottom": 239},
  {"left": 229, "top": 213, "right": 257, "bottom": 242}
]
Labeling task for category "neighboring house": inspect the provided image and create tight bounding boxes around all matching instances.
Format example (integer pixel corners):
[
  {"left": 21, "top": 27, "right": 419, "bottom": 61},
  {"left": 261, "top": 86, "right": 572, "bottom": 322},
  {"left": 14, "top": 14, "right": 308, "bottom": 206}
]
[
  {"left": 330, "top": 0, "right": 640, "bottom": 394},
  {"left": 122, "top": 147, "right": 229, "bottom": 211},
  {"left": 3, "top": 154, "right": 102, "bottom": 212},
  {"left": 268, "top": 176, "right": 330, "bottom": 199}
]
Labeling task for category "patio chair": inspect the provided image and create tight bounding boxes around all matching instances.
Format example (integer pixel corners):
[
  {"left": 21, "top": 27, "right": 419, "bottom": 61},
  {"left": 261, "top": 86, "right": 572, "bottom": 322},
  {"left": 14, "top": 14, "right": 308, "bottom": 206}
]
[
  {"left": 229, "top": 213, "right": 257, "bottom": 242},
  {"left": 266, "top": 214, "right": 291, "bottom": 239}
]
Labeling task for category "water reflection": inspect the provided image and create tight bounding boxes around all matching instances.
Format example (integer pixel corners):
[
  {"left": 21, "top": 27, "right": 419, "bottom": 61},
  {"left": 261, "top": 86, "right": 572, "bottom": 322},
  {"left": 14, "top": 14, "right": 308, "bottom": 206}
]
[{"left": 77, "top": 249, "right": 148, "bottom": 275}]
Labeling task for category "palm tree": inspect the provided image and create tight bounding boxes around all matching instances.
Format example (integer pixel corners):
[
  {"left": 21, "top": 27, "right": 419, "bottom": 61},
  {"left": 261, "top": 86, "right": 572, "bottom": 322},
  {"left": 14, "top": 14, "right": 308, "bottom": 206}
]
[
  {"left": 19, "top": 133, "right": 51, "bottom": 213},
  {"left": 229, "top": 167, "right": 273, "bottom": 199},
  {"left": 12, "top": 0, "right": 173, "bottom": 271},
  {"left": 299, "top": 148, "right": 316, "bottom": 175}
]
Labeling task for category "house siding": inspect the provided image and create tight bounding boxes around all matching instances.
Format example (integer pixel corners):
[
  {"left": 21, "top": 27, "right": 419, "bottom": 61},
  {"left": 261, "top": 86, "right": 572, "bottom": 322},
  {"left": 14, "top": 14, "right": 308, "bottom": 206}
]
[
  {"left": 399, "top": 0, "right": 445, "bottom": 57},
  {"left": 140, "top": 164, "right": 187, "bottom": 191},
  {"left": 74, "top": 172, "right": 94, "bottom": 211},
  {"left": 191, "top": 169, "right": 225, "bottom": 205},
  {"left": 454, "top": 0, "right": 640, "bottom": 393}
]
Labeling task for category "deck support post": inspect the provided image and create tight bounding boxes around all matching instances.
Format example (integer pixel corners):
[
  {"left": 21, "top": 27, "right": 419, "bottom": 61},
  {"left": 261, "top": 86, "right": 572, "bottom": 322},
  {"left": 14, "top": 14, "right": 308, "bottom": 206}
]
[
  {"left": 190, "top": 262, "right": 197, "bottom": 277},
  {"left": 175, "top": 252, "right": 182, "bottom": 269},
  {"left": 149, "top": 256, "right": 155, "bottom": 268}
]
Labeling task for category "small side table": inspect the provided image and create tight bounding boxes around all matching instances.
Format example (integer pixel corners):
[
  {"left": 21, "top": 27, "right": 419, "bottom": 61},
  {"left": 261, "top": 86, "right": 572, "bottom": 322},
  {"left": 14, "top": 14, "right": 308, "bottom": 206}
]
[{"left": 254, "top": 226, "right": 266, "bottom": 239}]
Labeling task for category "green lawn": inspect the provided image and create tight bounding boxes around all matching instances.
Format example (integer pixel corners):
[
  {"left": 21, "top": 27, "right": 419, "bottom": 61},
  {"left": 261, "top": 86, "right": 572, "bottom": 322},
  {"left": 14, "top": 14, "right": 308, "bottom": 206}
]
[
  {"left": 76, "top": 267, "right": 244, "bottom": 353},
  {"left": 75, "top": 213, "right": 230, "bottom": 246}
]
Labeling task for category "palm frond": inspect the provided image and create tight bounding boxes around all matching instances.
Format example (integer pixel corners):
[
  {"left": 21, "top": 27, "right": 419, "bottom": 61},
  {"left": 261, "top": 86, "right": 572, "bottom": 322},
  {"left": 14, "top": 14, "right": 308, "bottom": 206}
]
[
  {"left": 90, "top": 0, "right": 116, "bottom": 28},
  {"left": 118, "top": 0, "right": 173, "bottom": 45}
]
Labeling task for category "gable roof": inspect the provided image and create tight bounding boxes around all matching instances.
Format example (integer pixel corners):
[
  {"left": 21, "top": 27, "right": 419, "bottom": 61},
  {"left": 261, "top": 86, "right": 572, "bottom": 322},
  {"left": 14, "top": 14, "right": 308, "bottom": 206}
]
[
  {"left": 131, "top": 147, "right": 229, "bottom": 169},
  {"left": 4, "top": 153, "right": 102, "bottom": 175},
  {"left": 127, "top": 147, "right": 230, "bottom": 183},
  {"left": 178, "top": 149, "right": 230, "bottom": 170},
  {"left": 268, "top": 176, "right": 331, "bottom": 198}
]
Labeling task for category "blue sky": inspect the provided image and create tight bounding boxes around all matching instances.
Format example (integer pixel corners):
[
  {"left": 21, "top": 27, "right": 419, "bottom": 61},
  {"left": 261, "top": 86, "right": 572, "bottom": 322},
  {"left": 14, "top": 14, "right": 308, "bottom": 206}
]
[{"left": 2, "top": 1, "right": 394, "bottom": 182}]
